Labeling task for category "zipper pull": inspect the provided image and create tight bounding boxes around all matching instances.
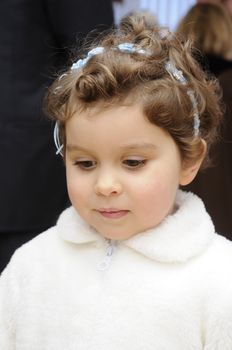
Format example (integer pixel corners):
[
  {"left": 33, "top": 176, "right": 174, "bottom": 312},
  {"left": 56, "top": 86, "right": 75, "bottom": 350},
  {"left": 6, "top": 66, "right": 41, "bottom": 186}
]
[{"left": 97, "top": 240, "right": 116, "bottom": 271}]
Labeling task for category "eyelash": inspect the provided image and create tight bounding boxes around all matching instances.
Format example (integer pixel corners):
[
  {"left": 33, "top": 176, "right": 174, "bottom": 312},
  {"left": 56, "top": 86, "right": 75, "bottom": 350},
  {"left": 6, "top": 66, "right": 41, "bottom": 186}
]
[
  {"left": 73, "top": 159, "right": 147, "bottom": 170},
  {"left": 123, "top": 159, "right": 147, "bottom": 168},
  {"left": 73, "top": 160, "right": 96, "bottom": 170}
]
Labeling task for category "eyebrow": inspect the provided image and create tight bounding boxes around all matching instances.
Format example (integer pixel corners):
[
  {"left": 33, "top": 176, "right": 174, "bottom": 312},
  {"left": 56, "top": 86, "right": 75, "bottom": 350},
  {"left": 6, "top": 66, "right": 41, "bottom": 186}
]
[
  {"left": 66, "top": 144, "right": 90, "bottom": 152},
  {"left": 119, "top": 143, "right": 157, "bottom": 151},
  {"left": 66, "top": 143, "right": 157, "bottom": 152}
]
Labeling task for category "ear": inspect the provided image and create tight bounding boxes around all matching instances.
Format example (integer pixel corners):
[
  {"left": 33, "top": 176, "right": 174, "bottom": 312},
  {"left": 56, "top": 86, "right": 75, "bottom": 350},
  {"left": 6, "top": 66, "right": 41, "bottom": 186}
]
[{"left": 179, "top": 139, "right": 207, "bottom": 186}]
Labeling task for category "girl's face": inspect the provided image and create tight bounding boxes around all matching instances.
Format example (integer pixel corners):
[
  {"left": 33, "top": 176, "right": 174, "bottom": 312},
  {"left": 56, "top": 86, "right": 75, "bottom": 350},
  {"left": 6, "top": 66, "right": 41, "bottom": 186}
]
[{"left": 65, "top": 104, "right": 189, "bottom": 240}]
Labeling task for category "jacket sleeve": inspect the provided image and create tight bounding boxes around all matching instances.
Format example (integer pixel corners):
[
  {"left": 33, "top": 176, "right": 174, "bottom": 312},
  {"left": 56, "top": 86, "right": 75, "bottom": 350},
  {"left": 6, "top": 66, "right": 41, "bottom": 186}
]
[
  {"left": 203, "top": 287, "right": 232, "bottom": 349},
  {"left": 0, "top": 262, "right": 19, "bottom": 350}
]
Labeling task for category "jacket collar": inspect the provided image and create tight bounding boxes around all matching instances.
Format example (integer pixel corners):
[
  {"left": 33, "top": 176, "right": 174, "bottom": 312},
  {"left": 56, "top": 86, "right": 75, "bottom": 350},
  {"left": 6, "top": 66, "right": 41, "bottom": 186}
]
[{"left": 57, "top": 190, "right": 215, "bottom": 263}]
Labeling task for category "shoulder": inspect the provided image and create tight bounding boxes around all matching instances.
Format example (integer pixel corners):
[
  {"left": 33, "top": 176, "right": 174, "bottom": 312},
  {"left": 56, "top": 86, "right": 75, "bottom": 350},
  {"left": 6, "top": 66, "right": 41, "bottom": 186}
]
[
  {"left": 198, "top": 234, "right": 232, "bottom": 299},
  {"left": 1, "top": 225, "right": 64, "bottom": 279},
  {"left": 0, "top": 227, "right": 57, "bottom": 275},
  {"left": 8, "top": 207, "right": 80, "bottom": 263},
  {"left": 202, "top": 235, "right": 232, "bottom": 348},
  {"left": 207, "top": 234, "right": 232, "bottom": 263},
  {"left": 0, "top": 206, "right": 96, "bottom": 280},
  {"left": 193, "top": 235, "right": 232, "bottom": 348},
  {"left": 198, "top": 234, "right": 232, "bottom": 276},
  {"left": 13, "top": 226, "right": 58, "bottom": 256},
  {"left": 0, "top": 224, "right": 70, "bottom": 310}
]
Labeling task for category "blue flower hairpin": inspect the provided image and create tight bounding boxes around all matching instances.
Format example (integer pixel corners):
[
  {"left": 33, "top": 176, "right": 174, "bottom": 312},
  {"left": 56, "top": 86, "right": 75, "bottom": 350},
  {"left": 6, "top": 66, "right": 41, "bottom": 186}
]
[
  {"left": 71, "top": 47, "right": 104, "bottom": 70},
  {"left": 71, "top": 43, "right": 146, "bottom": 71},
  {"left": 117, "top": 43, "right": 146, "bottom": 54}
]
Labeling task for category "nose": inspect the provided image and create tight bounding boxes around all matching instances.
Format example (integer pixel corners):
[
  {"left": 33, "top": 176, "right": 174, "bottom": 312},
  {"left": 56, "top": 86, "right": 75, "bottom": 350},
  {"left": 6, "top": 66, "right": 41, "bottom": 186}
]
[{"left": 94, "top": 170, "right": 122, "bottom": 197}]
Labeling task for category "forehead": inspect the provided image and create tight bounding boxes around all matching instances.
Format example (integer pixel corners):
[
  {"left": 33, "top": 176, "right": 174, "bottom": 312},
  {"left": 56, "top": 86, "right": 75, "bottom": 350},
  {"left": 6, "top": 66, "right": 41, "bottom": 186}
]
[
  {"left": 66, "top": 104, "right": 153, "bottom": 140},
  {"left": 65, "top": 103, "right": 177, "bottom": 154}
]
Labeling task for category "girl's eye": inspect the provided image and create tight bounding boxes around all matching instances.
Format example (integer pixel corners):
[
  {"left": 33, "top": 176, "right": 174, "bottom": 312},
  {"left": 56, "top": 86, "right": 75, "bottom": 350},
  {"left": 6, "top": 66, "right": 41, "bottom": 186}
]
[
  {"left": 73, "top": 160, "right": 96, "bottom": 170},
  {"left": 123, "top": 159, "right": 147, "bottom": 168}
]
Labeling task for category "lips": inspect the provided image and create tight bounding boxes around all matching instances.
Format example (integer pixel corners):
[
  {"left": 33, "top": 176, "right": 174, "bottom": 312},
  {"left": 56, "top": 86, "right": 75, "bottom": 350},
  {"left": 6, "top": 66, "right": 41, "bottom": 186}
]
[{"left": 97, "top": 209, "right": 129, "bottom": 219}]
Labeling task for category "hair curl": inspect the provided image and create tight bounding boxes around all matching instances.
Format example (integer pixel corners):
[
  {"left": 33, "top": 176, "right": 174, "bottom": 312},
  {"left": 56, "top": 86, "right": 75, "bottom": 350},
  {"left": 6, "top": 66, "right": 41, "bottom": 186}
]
[{"left": 45, "top": 14, "right": 223, "bottom": 168}]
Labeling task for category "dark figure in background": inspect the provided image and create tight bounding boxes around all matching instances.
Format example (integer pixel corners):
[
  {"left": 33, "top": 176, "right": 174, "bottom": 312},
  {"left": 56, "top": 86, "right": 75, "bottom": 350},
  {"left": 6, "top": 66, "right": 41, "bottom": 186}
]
[
  {"left": 176, "top": 3, "right": 232, "bottom": 238},
  {"left": 0, "top": 0, "right": 114, "bottom": 271}
]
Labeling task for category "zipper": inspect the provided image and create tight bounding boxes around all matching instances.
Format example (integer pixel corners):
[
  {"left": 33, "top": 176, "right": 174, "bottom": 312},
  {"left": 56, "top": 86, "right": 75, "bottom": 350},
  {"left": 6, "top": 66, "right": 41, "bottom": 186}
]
[{"left": 97, "top": 239, "right": 117, "bottom": 271}]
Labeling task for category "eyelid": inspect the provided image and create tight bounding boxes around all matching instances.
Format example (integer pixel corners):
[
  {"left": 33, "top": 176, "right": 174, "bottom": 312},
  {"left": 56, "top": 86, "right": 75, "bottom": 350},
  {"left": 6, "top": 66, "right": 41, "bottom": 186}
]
[
  {"left": 122, "top": 158, "right": 147, "bottom": 169},
  {"left": 73, "top": 159, "right": 97, "bottom": 170}
]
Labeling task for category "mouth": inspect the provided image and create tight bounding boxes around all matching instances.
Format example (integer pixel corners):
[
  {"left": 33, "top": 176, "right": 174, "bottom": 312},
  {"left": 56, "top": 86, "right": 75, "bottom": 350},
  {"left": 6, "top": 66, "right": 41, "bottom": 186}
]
[{"left": 97, "top": 208, "right": 129, "bottom": 219}]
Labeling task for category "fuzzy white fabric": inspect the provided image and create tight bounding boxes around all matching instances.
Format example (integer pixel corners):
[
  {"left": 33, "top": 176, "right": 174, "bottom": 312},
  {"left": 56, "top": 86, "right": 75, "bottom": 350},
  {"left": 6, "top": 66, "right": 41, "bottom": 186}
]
[{"left": 1, "top": 190, "right": 232, "bottom": 350}]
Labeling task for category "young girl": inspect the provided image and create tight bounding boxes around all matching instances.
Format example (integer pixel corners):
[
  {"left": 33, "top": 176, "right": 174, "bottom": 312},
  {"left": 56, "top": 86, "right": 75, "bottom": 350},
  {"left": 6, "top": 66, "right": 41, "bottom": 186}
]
[{"left": 1, "top": 15, "right": 232, "bottom": 350}]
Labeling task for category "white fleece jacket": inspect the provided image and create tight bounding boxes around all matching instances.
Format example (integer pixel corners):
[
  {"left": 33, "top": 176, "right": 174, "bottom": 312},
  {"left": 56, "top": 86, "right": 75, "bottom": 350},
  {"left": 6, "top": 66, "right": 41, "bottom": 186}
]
[{"left": 1, "top": 190, "right": 232, "bottom": 350}]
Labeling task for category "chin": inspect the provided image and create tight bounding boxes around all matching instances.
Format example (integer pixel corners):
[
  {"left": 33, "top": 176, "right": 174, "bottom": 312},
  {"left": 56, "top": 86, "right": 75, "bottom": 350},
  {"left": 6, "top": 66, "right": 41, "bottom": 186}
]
[{"left": 98, "top": 228, "right": 138, "bottom": 241}]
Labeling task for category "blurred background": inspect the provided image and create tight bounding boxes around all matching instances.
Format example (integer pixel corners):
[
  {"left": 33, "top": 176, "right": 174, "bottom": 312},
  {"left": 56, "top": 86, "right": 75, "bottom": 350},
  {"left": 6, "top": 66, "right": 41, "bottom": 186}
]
[{"left": 113, "top": 0, "right": 196, "bottom": 29}]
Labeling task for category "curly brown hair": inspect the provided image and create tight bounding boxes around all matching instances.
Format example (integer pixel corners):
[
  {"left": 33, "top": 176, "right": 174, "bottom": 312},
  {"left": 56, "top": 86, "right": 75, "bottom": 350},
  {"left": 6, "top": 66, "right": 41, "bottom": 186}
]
[{"left": 45, "top": 14, "right": 223, "bottom": 168}]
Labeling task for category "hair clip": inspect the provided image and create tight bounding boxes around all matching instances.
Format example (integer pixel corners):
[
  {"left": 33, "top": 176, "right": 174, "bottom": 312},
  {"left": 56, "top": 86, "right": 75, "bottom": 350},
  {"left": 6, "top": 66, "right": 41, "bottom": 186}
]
[
  {"left": 165, "top": 61, "right": 187, "bottom": 85},
  {"left": 53, "top": 122, "right": 64, "bottom": 156},
  {"left": 71, "top": 43, "right": 146, "bottom": 71},
  {"left": 165, "top": 61, "right": 200, "bottom": 137},
  {"left": 71, "top": 47, "right": 104, "bottom": 71},
  {"left": 117, "top": 42, "right": 146, "bottom": 54}
]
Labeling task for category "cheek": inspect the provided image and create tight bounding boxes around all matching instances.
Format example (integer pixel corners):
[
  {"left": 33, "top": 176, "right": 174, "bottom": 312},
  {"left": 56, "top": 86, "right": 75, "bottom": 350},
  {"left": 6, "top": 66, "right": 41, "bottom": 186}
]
[
  {"left": 133, "top": 181, "right": 162, "bottom": 207},
  {"left": 129, "top": 175, "right": 160, "bottom": 208},
  {"left": 132, "top": 172, "right": 178, "bottom": 214},
  {"left": 66, "top": 171, "right": 89, "bottom": 207}
]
